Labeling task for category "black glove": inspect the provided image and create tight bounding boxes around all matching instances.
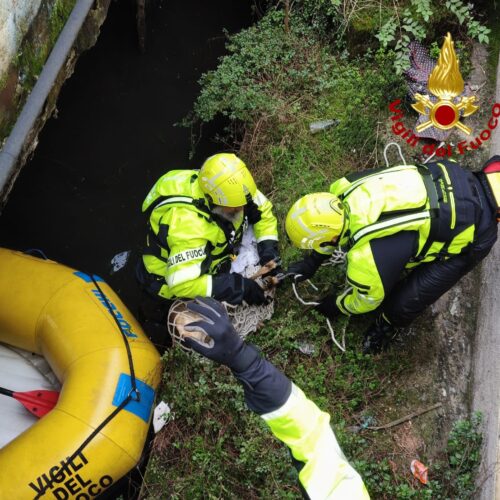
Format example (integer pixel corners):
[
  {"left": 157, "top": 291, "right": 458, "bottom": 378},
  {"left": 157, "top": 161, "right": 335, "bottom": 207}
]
[
  {"left": 257, "top": 240, "right": 280, "bottom": 267},
  {"left": 287, "top": 251, "right": 329, "bottom": 282},
  {"left": 314, "top": 294, "right": 341, "bottom": 321},
  {"left": 362, "top": 315, "right": 395, "bottom": 354},
  {"left": 242, "top": 278, "right": 267, "bottom": 305},
  {"left": 212, "top": 273, "right": 267, "bottom": 305},
  {"left": 257, "top": 240, "right": 283, "bottom": 279},
  {"left": 245, "top": 197, "right": 262, "bottom": 225},
  {"left": 184, "top": 297, "right": 292, "bottom": 413},
  {"left": 183, "top": 297, "right": 260, "bottom": 373},
  {"left": 212, "top": 272, "right": 246, "bottom": 305}
]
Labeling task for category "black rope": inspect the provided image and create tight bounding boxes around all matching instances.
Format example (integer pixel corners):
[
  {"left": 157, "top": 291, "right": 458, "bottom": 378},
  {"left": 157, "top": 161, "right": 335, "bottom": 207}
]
[
  {"left": 23, "top": 248, "right": 49, "bottom": 260},
  {"left": 90, "top": 276, "right": 138, "bottom": 394}
]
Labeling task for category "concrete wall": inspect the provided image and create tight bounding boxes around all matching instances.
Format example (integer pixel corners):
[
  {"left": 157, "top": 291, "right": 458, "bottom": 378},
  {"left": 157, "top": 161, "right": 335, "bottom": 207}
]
[
  {"left": 0, "top": 0, "right": 43, "bottom": 82},
  {"left": 472, "top": 50, "right": 500, "bottom": 500},
  {"left": 0, "top": 0, "right": 111, "bottom": 205}
]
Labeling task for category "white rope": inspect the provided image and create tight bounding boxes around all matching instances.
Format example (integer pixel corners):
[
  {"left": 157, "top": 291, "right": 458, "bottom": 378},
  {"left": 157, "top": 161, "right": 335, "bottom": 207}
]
[
  {"left": 321, "top": 248, "right": 347, "bottom": 266},
  {"left": 326, "top": 318, "right": 345, "bottom": 352},
  {"left": 383, "top": 142, "right": 407, "bottom": 167},
  {"left": 291, "top": 281, "right": 320, "bottom": 306},
  {"left": 306, "top": 279, "right": 319, "bottom": 291},
  {"left": 224, "top": 298, "right": 274, "bottom": 339},
  {"left": 423, "top": 141, "right": 445, "bottom": 164}
]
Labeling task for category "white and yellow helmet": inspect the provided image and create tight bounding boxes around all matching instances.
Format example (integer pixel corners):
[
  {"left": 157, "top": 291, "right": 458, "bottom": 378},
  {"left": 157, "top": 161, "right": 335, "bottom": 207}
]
[
  {"left": 199, "top": 153, "right": 257, "bottom": 207},
  {"left": 285, "top": 193, "right": 345, "bottom": 252}
]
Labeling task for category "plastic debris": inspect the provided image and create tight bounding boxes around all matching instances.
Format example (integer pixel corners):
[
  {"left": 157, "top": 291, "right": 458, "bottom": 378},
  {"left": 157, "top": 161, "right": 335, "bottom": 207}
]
[
  {"left": 309, "top": 119, "right": 339, "bottom": 134},
  {"left": 153, "top": 401, "right": 171, "bottom": 433},
  {"left": 297, "top": 342, "right": 316, "bottom": 356},
  {"left": 110, "top": 251, "right": 131, "bottom": 273},
  {"left": 411, "top": 459, "right": 429, "bottom": 485},
  {"left": 346, "top": 415, "right": 376, "bottom": 433},
  {"left": 360, "top": 415, "right": 376, "bottom": 428}
]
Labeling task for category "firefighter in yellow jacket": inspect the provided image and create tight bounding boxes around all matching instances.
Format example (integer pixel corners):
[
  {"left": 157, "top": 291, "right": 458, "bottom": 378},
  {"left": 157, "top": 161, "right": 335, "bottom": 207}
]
[
  {"left": 285, "top": 159, "right": 498, "bottom": 353},
  {"left": 183, "top": 297, "right": 370, "bottom": 499},
  {"left": 137, "top": 153, "right": 280, "bottom": 324}
]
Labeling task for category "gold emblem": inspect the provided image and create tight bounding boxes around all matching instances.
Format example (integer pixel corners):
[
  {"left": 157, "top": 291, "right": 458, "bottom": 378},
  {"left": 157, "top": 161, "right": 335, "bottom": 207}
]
[{"left": 411, "top": 33, "right": 478, "bottom": 134}]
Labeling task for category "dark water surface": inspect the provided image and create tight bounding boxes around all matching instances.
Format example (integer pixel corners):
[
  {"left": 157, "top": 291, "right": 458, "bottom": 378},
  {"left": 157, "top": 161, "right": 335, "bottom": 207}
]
[
  {"left": 0, "top": 0, "right": 252, "bottom": 311},
  {"left": 0, "top": 1, "right": 252, "bottom": 497}
]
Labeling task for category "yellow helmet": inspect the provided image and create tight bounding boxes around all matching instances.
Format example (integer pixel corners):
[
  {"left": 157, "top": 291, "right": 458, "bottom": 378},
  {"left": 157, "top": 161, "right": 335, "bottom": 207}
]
[
  {"left": 285, "top": 193, "right": 345, "bottom": 252},
  {"left": 199, "top": 153, "right": 257, "bottom": 207}
]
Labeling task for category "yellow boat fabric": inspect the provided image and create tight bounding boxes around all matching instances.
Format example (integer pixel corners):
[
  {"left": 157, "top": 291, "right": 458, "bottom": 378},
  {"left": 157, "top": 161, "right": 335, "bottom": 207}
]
[{"left": 0, "top": 248, "right": 162, "bottom": 499}]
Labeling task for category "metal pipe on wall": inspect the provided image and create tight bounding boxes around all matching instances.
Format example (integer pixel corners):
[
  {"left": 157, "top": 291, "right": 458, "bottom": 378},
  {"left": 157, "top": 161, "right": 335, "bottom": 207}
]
[{"left": 0, "top": 0, "right": 95, "bottom": 200}]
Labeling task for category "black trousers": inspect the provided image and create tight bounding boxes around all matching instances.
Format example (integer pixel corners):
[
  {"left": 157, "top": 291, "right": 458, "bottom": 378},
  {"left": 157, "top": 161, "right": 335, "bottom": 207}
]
[
  {"left": 135, "top": 258, "right": 173, "bottom": 349},
  {"left": 382, "top": 202, "right": 498, "bottom": 328}
]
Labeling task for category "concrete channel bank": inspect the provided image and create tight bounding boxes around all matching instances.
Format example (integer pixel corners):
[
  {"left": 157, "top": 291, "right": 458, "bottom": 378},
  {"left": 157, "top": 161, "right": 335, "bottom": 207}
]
[
  {"left": 472, "top": 50, "right": 500, "bottom": 500},
  {"left": 0, "top": 0, "right": 111, "bottom": 205}
]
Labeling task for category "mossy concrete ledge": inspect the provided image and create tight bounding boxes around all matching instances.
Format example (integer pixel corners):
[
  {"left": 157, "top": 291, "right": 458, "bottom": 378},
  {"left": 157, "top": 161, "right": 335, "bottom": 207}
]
[
  {"left": 472, "top": 50, "right": 500, "bottom": 500},
  {"left": 0, "top": 0, "right": 111, "bottom": 208}
]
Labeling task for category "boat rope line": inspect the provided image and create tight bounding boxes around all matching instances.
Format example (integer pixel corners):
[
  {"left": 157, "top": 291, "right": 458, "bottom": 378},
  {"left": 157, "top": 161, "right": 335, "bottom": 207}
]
[
  {"left": 37, "top": 274, "right": 142, "bottom": 497},
  {"left": 289, "top": 271, "right": 349, "bottom": 352},
  {"left": 23, "top": 248, "right": 49, "bottom": 260},
  {"left": 90, "top": 276, "right": 138, "bottom": 393}
]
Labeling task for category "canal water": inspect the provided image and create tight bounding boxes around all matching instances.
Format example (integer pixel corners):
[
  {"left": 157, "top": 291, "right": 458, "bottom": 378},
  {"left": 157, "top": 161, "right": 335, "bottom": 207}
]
[
  {"left": 0, "top": 0, "right": 252, "bottom": 311},
  {"left": 0, "top": 0, "right": 252, "bottom": 497}
]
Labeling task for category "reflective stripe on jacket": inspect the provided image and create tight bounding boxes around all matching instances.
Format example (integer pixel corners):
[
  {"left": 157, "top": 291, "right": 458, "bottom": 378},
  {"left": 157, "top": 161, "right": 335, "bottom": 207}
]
[
  {"left": 262, "top": 384, "right": 370, "bottom": 499},
  {"left": 142, "top": 170, "right": 278, "bottom": 299},
  {"left": 330, "top": 161, "right": 481, "bottom": 314}
]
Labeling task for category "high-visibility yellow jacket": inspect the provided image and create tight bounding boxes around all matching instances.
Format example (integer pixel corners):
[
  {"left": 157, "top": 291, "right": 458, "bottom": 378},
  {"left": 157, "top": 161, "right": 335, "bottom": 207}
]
[
  {"left": 262, "top": 384, "right": 370, "bottom": 499},
  {"left": 142, "top": 170, "right": 278, "bottom": 300},
  {"left": 329, "top": 161, "right": 480, "bottom": 315}
]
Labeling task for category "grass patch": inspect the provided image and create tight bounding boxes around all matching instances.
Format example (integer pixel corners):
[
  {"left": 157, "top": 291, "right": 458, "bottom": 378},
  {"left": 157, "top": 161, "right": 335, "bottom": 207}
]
[{"left": 145, "top": 5, "right": 486, "bottom": 498}]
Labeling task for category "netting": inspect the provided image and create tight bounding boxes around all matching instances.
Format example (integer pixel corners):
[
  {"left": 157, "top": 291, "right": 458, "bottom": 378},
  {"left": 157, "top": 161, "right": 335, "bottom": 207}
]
[{"left": 167, "top": 228, "right": 275, "bottom": 351}]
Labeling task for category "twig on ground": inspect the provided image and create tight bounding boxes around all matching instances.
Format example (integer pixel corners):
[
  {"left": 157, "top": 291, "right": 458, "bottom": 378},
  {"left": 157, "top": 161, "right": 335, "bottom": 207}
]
[{"left": 367, "top": 402, "right": 442, "bottom": 431}]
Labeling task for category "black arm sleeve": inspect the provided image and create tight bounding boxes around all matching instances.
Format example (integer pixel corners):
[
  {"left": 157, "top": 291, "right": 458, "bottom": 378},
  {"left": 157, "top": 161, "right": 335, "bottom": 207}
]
[
  {"left": 257, "top": 239, "right": 280, "bottom": 265},
  {"left": 369, "top": 231, "right": 417, "bottom": 295},
  {"left": 212, "top": 273, "right": 245, "bottom": 304},
  {"left": 232, "top": 355, "right": 292, "bottom": 415}
]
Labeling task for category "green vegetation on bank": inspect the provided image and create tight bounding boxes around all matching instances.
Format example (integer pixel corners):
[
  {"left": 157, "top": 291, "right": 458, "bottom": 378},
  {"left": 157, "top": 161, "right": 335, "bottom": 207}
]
[
  {"left": 144, "top": 2, "right": 492, "bottom": 498},
  {"left": 0, "top": 0, "right": 75, "bottom": 143},
  {"left": 16, "top": 0, "right": 76, "bottom": 90}
]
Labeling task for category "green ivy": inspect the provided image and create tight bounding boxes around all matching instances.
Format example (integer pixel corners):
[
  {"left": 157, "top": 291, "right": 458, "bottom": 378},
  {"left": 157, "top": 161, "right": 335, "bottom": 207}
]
[{"left": 376, "top": 0, "right": 490, "bottom": 73}]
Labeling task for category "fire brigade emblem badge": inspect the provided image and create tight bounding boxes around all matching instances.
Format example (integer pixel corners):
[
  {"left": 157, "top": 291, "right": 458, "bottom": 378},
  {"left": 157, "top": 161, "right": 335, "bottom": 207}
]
[{"left": 411, "top": 32, "right": 479, "bottom": 134}]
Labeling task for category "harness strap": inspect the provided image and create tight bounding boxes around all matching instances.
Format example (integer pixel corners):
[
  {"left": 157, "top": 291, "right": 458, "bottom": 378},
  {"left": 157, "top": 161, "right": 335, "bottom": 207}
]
[
  {"left": 349, "top": 211, "right": 431, "bottom": 249},
  {"left": 143, "top": 194, "right": 213, "bottom": 259},
  {"left": 342, "top": 165, "right": 449, "bottom": 258},
  {"left": 412, "top": 165, "right": 442, "bottom": 262},
  {"left": 144, "top": 194, "right": 213, "bottom": 221}
]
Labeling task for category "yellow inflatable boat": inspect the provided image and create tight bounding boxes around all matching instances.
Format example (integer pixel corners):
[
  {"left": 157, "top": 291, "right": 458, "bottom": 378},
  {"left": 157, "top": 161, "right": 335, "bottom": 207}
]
[{"left": 0, "top": 248, "right": 162, "bottom": 499}]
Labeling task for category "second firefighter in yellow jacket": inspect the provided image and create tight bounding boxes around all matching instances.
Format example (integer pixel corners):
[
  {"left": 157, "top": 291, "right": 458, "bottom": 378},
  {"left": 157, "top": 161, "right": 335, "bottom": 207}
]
[
  {"left": 137, "top": 153, "right": 279, "bottom": 311},
  {"left": 285, "top": 159, "right": 498, "bottom": 353}
]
